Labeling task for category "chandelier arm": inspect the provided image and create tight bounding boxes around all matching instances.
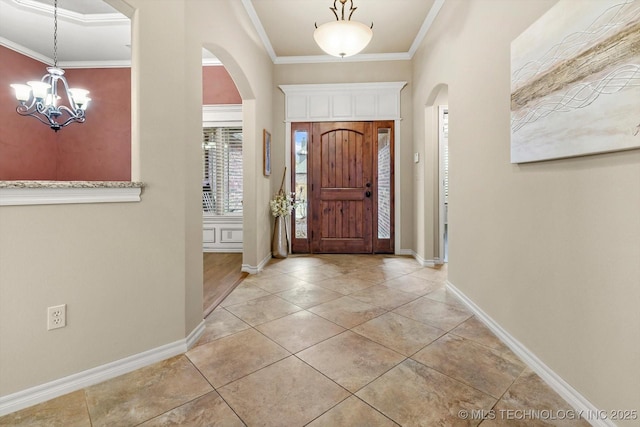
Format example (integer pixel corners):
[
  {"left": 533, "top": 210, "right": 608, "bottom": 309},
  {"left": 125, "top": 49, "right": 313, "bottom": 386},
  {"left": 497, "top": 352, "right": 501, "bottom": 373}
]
[
  {"left": 348, "top": 1, "right": 356, "bottom": 21},
  {"left": 56, "top": 74, "right": 80, "bottom": 111},
  {"left": 16, "top": 98, "right": 84, "bottom": 130},
  {"left": 57, "top": 105, "right": 85, "bottom": 119},
  {"left": 330, "top": 0, "right": 339, "bottom": 21},
  {"left": 15, "top": 106, "right": 56, "bottom": 127},
  {"left": 15, "top": 100, "right": 37, "bottom": 114},
  {"left": 34, "top": 102, "right": 53, "bottom": 117},
  {"left": 57, "top": 115, "right": 86, "bottom": 129}
]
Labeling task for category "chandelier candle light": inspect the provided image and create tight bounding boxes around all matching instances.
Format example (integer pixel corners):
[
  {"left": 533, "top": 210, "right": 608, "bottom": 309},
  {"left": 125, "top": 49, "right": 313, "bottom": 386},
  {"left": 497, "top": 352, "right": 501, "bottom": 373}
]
[
  {"left": 10, "top": 0, "right": 90, "bottom": 131},
  {"left": 314, "top": 0, "right": 373, "bottom": 58}
]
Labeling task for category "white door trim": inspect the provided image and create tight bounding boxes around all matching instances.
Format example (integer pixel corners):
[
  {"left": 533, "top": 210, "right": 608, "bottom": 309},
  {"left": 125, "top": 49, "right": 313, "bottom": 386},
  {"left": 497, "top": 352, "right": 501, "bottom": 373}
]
[
  {"left": 279, "top": 82, "right": 407, "bottom": 254},
  {"left": 438, "top": 105, "right": 448, "bottom": 264}
]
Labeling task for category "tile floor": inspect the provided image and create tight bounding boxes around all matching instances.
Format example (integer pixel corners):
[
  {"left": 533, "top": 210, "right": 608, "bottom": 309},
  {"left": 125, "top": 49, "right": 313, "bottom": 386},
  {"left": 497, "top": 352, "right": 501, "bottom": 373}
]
[{"left": 0, "top": 255, "right": 589, "bottom": 427}]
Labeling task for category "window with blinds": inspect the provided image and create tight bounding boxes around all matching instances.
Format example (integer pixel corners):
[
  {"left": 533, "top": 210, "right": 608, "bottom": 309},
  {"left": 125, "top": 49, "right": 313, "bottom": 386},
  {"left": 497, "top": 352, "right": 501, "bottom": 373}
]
[{"left": 202, "top": 127, "right": 243, "bottom": 215}]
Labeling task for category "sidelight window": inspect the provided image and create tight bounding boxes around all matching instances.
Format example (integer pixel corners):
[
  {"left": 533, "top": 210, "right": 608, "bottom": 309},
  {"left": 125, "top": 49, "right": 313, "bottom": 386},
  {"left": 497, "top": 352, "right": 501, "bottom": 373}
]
[
  {"left": 293, "top": 129, "right": 309, "bottom": 238},
  {"left": 377, "top": 128, "right": 392, "bottom": 239}
]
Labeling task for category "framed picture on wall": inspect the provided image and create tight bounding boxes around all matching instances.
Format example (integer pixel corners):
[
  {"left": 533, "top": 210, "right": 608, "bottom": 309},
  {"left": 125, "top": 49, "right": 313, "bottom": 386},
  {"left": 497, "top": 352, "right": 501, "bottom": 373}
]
[
  {"left": 510, "top": 0, "right": 640, "bottom": 163},
  {"left": 263, "top": 129, "right": 271, "bottom": 176}
]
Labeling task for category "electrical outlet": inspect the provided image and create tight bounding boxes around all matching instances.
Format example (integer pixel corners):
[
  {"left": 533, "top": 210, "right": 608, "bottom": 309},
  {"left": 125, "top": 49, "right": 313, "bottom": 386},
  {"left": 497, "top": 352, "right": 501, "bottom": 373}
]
[{"left": 47, "top": 304, "right": 66, "bottom": 330}]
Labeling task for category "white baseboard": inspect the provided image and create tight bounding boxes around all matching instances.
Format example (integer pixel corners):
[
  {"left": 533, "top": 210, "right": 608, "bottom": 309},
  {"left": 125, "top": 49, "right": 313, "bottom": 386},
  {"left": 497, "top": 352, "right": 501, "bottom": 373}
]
[
  {"left": 0, "top": 320, "right": 206, "bottom": 417},
  {"left": 410, "top": 250, "right": 438, "bottom": 267},
  {"left": 395, "top": 248, "right": 413, "bottom": 256},
  {"left": 203, "top": 248, "right": 243, "bottom": 253},
  {"left": 446, "top": 281, "right": 615, "bottom": 427},
  {"left": 186, "top": 320, "right": 206, "bottom": 349},
  {"left": 242, "top": 253, "right": 272, "bottom": 274}
]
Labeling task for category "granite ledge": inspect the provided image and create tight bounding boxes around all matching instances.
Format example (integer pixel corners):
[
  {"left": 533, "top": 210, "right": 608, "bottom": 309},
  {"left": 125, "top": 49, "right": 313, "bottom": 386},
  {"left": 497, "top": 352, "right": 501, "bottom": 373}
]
[
  {"left": 0, "top": 181, "right": 144, "bottom": 206},
  {"left": 0, "top": 181, "right": 145, "bottom": 189}
]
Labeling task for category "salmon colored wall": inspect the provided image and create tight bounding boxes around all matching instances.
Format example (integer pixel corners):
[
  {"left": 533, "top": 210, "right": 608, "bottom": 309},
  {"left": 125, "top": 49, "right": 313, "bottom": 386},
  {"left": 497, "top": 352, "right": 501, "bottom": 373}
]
[
  {"left": 0, "top": 47, "right": 240, "bottom": 181},
  {"left": 55, "top": 68, "right": 132, "bottom": 181},
  {"left": 0, "top": 46, "right": 131, "bottom": 181},
  {"left": 0, "top": 47, "right": 57, "bottom": 180},
  {"left": 202, "top": 65, "right": 242, "bottom": 105}
]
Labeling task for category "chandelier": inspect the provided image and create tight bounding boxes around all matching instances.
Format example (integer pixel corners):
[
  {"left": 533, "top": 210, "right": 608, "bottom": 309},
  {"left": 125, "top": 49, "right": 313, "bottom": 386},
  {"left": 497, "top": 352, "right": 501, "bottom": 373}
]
[
  {"left": 314, "top": 0, "right": 373, "bottom": 58},
  {"left": 10, "top": 0, "right": 90, "bottom": 132}
]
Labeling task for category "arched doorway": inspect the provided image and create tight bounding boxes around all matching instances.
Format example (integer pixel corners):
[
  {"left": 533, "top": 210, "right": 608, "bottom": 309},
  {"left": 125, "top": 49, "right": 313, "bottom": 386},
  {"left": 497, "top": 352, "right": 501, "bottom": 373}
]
[
  {"left": 424, "top": 83, "right": 449, "bottom": 265},
  {"left": 200, "top": 48, "right": 251, "bottom": 316}
]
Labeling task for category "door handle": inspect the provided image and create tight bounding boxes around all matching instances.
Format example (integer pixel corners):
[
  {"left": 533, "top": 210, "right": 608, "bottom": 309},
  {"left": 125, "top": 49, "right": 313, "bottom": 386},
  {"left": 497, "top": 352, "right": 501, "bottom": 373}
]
[{"left": 365, "top": 190, "right": 372, "bottom": 198}]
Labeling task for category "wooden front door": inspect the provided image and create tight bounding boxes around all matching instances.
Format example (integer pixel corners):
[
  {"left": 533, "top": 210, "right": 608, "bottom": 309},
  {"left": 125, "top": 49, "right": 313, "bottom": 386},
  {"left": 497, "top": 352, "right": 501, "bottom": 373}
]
[{"left": 310, "top": 122, "right": 373, "bottom": 253}]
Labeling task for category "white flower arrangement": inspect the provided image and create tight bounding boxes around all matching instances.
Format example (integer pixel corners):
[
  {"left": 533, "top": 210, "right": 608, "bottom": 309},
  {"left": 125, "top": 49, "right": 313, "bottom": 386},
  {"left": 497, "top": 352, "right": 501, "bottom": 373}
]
[{"left": 270, "top": 190, "right": 298, "bottom": 217}]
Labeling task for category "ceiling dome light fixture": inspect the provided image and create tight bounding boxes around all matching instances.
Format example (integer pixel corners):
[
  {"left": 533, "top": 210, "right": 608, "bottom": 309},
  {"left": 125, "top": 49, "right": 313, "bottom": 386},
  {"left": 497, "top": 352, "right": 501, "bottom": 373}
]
[
  {"left": 10, "top": 0, "right": 90, "bottom": 132},
  {"left": 314, "top": 0, "right": 373, "bottom": 58}
]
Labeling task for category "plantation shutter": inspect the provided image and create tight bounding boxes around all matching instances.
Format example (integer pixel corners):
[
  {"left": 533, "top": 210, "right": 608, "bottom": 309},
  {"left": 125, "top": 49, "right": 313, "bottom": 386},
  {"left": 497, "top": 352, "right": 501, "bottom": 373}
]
[{"left": 202, "top": 126, "right": 243, "bottom": 215}]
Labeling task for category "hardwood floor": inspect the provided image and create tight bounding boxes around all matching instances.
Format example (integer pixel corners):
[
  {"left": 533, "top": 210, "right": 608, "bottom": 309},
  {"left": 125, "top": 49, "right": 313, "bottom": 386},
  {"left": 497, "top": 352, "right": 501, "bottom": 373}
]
[{"left": 203, "top": 253, "right": 247, "bottom": 317}]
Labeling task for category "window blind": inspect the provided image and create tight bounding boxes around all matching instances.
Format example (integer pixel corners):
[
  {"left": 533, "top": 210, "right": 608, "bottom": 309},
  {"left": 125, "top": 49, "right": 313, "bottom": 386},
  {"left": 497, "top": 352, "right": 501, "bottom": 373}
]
[{"left": 202, "top": 126, "right": 243, "bottom": 215}]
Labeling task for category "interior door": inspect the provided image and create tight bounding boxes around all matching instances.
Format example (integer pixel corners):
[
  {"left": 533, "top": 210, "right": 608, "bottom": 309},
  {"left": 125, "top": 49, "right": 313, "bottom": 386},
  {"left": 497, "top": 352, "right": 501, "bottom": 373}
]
[{"left": 310, "top": 122, "right": 373, "bottom": 253}]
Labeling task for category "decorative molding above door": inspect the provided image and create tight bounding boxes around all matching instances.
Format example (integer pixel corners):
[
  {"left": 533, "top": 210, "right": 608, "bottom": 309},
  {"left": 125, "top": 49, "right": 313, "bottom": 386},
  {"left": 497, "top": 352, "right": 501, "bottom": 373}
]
[{"left": 279, "top": 82, "right": 407, "bottom": 122}]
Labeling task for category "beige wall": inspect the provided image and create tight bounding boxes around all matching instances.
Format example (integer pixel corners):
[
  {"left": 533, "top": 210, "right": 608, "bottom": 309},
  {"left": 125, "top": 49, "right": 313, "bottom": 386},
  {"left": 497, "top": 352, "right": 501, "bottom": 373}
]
[
  {"left": 273, "top": 62, "right": 414, "bottom": 250},
  {"left": 0, "top": 0, "right": 273, "bottom": 397},
  {"left": 413, "top": 0, "right": 640, "bottom": 420}
]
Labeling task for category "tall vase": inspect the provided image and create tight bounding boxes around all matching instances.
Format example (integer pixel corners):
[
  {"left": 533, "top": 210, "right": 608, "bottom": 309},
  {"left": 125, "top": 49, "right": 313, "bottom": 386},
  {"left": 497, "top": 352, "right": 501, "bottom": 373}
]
[{"left": 272, "top": 215, "right": 289, "bottom": 259}]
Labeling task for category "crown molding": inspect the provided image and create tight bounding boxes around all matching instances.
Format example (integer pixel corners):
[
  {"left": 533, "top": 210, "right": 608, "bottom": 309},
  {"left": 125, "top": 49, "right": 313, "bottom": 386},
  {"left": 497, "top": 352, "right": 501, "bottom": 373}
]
[
  {"left": 0, "top": 37, "right": 52, "bottom": 65},
  {"left": 240, "top": 0, "right": 277, "bottom": 62},
  {"left": 57, "top": 60, "right": 131, "bottom": 68},
  {"left": 1, "top": 39, "right": 131, "bottom": 68},
  {"left": 274, "top": 52, "right": 412, "bottom": 65},
  {"left": 10, "top": 0, "right": 128, "bottom": 24},
  {"left": 279, "top": 81, "right": 407, "bottom": 94},
  {"left": 1, "top": 39, "right": 222, "bottom": 69},
  {"left": 408, "top": 0, "right": 446, "bottom": 57}
]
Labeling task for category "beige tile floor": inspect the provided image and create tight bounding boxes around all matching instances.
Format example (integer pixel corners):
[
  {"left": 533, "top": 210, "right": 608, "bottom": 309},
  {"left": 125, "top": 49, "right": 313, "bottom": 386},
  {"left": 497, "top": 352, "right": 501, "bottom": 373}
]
[{"left": 0, "top": 255, "right": 590, "bottom": 427}]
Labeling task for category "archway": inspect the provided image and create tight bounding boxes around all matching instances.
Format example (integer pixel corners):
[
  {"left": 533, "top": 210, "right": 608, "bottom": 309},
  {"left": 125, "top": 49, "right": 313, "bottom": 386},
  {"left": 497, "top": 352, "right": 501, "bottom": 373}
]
[
  {"left": 200, "top": 45, "right": 255, "bottom": 315},
  {"left": 424, "top": 83, "right": 449, "bottom": 264}
]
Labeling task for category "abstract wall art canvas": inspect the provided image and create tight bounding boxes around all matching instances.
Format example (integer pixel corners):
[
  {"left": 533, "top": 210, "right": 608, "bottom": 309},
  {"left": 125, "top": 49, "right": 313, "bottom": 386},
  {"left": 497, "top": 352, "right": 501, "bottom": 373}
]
[{"left": 511, "top": 0, "right": 640, "bottom": 163}]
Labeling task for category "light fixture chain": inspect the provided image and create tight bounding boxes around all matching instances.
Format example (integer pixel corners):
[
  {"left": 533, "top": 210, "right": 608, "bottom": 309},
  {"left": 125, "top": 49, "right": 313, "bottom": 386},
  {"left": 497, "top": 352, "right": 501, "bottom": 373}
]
[{"left": 53, "top": 0, "right": 58, "bottom": 67}]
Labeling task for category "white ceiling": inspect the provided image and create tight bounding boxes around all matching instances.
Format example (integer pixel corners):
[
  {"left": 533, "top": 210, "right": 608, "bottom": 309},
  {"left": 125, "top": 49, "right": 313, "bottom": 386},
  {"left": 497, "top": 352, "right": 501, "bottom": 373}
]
[{"left": 0, "top": 0, "right": 444, "bottom": 66}]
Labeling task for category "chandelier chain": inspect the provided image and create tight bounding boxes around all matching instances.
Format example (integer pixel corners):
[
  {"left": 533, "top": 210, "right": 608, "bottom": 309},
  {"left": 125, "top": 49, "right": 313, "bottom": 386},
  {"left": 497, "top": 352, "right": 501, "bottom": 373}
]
[{"left": 53, "top": 0, "right": 58, "bottom": 67}]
